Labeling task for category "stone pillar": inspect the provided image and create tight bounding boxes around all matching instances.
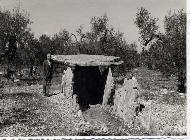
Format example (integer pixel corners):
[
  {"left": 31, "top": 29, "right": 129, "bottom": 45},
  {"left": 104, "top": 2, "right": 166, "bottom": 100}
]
[
  {"left": 102, "top": 67, "right": 114, "bottom": 105},
  {"left": 61, "top": 67, "right": 74, "bottom": 97},
  {"left": 113, "top": 77, "right": 140, "bottom": 127}
]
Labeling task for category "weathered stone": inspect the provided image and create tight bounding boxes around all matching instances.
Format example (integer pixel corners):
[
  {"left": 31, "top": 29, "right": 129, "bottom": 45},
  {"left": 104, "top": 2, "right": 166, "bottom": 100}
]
[
  {"left": 77, "top": 110, "right": 83, "bottom": 118},
  {"left": 61, "top": 73, "right": 66, "bottom": 93},
  {"left": 134, "top": 100, "right": 152, "bottom": 132},
  {"left": 113, "top": 76, "right": 141, "bottom": 127},
  {"left": 53, "top": 54, "right": 123, "bottom": 110},
  {"left": 99, "top": 66, "right": 108, "bottom": 75},
  {"left": 61, "top": 67, "right": 73, "bottom": 97},
  {"left": 160, "top": 88, "right": 168, "bottom": 95},
  {"left": 102, "top": 68, "right": 114, "bottom": 105},
  {"left": 51, "top": 54, "right": 123, "bottom": 66}
]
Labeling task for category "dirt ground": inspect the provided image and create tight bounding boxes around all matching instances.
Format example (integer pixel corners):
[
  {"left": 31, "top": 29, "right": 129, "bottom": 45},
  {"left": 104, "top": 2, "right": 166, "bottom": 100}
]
[
  {"left": 0, "top": 85, "right": 78, "bottom": 136},
  {"left": 132, "top": 67, "right": 186, "bottom": 135},
  {"left": 0, "top": 67, "right": 186, "bottom": 136},
  {"left": 0, "top": 85, "right": 135, "bottom": 136}
]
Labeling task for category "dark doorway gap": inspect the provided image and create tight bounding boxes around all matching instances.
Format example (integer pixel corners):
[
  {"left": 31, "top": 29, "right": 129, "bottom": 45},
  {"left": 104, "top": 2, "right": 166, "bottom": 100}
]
[{"left": 73, "top": 66, "right": 109, "bottom": 111}]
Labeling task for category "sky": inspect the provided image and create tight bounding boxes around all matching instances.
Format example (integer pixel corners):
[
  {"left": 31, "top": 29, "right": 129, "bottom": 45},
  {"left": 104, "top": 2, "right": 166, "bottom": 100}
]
[{"left": 0, "top": 0, "right": 186, "bottom": 51}]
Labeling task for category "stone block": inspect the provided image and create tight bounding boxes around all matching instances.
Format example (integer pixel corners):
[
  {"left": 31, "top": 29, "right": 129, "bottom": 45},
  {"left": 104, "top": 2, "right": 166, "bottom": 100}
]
[
  {"left": 113, "top": 76, "right": 141, "bottom": 127},
  {"left": 62, "top": 67, "right": 73, "bottom": 97},
  {"left": 102, "top": 68, "right": 114, "bottom": 105}
]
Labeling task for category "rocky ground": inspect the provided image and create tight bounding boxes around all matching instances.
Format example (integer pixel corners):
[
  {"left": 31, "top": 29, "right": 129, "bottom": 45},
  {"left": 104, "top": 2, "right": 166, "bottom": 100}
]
[
  {"left": 0, "top": 85, "right": 78, "bottom": 136},
  {"left": 0, "top": 84, "right": 134, "bottom": 136},
  {"left": 0, "top": 67, "right": 187, "bottom": 136},
  {"left": 132, "top": 67, "right": 186, "bottom": 135}
]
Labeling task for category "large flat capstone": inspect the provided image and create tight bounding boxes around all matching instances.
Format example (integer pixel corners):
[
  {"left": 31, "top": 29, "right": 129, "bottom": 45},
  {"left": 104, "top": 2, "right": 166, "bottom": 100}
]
[{"left": 51, "top": 54, "right": 123, "bottom": 66}]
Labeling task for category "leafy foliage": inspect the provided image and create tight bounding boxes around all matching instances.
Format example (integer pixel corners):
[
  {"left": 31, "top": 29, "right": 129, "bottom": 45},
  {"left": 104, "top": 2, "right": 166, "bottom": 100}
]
[
  {"left": 77, "top": 14, "right": 140, "bottom": 72},
  {"left": 0, "top": 8, "right": 31, "bottom": 47},
  {"left": 134, "top": 7, "right": 159, "bottom": 46},
  {"left": 36, "top": 14, "right": 140, "bottom": 73},
  {"left": 135, "top": 8, "right": 186, "bottom": 92},
  {"left": 0, "top": 7, "right": 36, "bottom": 71}
]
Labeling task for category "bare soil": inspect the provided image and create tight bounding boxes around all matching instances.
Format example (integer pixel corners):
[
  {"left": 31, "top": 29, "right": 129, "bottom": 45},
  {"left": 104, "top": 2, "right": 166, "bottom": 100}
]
[{"left": 0, "top": 67, "right": 186, "bottom": 136}]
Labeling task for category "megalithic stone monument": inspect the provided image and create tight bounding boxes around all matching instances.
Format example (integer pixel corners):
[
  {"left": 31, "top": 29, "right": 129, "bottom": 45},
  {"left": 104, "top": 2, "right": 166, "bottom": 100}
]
[{"left": 51, "top": 54, "right": 123, "bottom": 110}]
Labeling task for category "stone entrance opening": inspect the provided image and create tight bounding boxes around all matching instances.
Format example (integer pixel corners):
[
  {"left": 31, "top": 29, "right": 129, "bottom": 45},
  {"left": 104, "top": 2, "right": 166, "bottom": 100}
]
[
  {"left": 51, "top": 54, "right": 123, "bottom": 111},
  {"left": 73, "top": 66, "right": 108, "bottom": 110}
]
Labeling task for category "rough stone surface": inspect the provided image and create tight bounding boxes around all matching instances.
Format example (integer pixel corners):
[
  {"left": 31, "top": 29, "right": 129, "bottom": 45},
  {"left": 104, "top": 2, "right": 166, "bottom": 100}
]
[
  {"left": 61, "top": 67, "right": 73, "bottom": 97},
  {"left": 51, "top": 54, "right": 123, "bottom": 66},
  {"left": 113, "top": 76, "right": 140, "bottom": 127},
  {"left": 134, "top": 100, "right": 152, "bottom": 132},
  {"left": 102, "top": 68, "right": 114, "bottom": 105},
  {"left": 53, "top": 54, "right": 123, "bottom": 108}
]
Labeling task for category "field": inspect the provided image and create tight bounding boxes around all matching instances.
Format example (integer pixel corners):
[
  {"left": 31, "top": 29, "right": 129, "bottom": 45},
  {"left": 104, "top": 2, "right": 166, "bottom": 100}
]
[
  {"left": 0, "top": 67, "right": 186, "bottom": 136},
  {"left": 132, "top": 67, "right": 186, "bottom": 135}
]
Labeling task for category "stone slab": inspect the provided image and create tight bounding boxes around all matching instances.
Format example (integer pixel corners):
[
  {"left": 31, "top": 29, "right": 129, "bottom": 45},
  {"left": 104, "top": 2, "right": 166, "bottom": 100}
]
[{"left": 51, "top": 54, "right": 123, "bottom": 66}]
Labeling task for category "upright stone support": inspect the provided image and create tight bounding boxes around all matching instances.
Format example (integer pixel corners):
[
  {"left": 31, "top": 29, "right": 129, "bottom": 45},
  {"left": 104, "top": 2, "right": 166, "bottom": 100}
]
[
  {"left": 102, "top": 67, "right": 114, "bottom": 105},
  {"left": 61, "top": 67, "right": 74, "bottom": 97},
  {"left": 113, "top": 77, "right": 140, "bottom": 127}
]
